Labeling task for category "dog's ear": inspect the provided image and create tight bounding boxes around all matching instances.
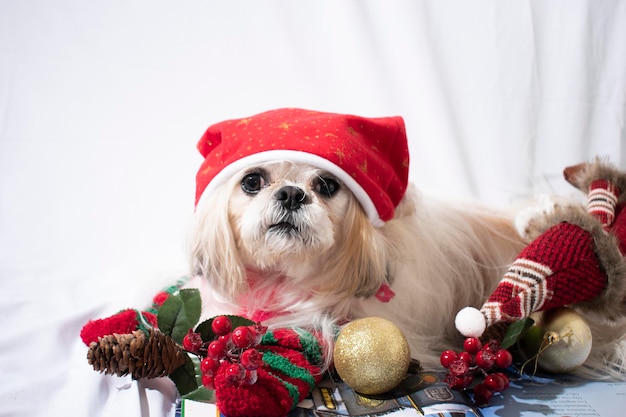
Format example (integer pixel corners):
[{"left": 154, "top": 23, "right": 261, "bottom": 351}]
[
  {"left": 321, "top": 197, "right": 388, "bottom": 299},
  {"left": 188, "top": 185, "right": 247, "bottom": 301}
]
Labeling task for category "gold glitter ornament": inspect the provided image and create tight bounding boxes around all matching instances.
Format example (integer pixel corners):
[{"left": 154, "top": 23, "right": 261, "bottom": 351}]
[{"left": 333, "top": 317, "right": 410, "bottom": 395}]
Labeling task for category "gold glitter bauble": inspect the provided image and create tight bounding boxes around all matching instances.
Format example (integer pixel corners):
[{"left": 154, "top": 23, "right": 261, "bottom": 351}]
[{"left": 333, "top": 317, "right": 410, "bottom": 395}]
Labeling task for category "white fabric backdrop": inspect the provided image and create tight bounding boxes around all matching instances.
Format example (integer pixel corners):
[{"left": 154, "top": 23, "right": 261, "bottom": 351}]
[{"left": 1, "top": 1, "right": 625, "bottom": 416}]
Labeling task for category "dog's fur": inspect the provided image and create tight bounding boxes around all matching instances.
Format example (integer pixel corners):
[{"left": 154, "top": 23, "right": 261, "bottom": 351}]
[{"left": 188, "top": 160, "right": 626, "bottom": 378}]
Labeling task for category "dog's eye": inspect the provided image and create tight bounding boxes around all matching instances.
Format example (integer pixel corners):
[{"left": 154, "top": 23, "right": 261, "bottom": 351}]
[
  {"left": 241, "top": 173, "right": 266, "bottom": 194},
  {"left": 314, "top": 177, "right": 340, "bottom": 198}
]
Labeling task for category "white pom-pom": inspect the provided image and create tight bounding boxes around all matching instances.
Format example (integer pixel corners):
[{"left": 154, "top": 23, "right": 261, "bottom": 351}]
[{"left": 455, "top": 307, "right": 486, "bottom": 337}]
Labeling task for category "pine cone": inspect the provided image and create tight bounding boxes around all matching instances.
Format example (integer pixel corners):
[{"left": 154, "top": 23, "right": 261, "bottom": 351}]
[{"left": 87, "top": 329, "right": 187, "bottom": 379}]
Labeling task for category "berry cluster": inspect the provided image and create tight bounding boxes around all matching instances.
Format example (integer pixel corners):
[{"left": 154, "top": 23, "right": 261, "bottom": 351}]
[
  {"left": 440, "top": 337, "right": 512, "bottom": 405},
  {"left": 182, "top": 315, "right": 267, "bottom": 389}
]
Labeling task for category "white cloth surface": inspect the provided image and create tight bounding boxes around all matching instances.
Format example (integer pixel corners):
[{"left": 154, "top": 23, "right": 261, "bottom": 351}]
[{"left": 1, "top": 1, "right": 625, "bottom": 416}]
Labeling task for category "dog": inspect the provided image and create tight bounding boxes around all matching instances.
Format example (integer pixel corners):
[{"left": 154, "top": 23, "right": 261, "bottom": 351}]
[
  {"left": 185, "top": 109, "right": 626, "bottom": 378},
  {"left": 187, "top": 160, "right": 525, "bottom": 368}
]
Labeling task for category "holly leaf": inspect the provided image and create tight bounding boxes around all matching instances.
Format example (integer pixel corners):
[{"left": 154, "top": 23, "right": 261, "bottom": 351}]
[
  {"left": 169, "top": 355, "right": 200, "bottom": 396},
  {"left": 157, "top": 288, "right": 201, "bottom": 343},
  {"left": 501, "top": 317, "right": 535, "bottom": 349},
  {"left": 194, "top": 315, "right": 254, "bottom": 342},
  {"left": 182, "top": 386, "right": 215, "bottom": 403}
]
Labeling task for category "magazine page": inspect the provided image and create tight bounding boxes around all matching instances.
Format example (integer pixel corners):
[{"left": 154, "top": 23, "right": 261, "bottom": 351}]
[{"left": 178, "top": 370, "right": 626, "bottom": 417}]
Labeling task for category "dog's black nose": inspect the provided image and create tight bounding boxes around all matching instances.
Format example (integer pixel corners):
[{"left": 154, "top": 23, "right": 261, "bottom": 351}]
[{"left": 275, "top": 186, "right": 307, "bottom": 210}]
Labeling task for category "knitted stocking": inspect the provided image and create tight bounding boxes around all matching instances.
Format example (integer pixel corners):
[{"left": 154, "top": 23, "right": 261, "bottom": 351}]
[
  {"left": 479, "top": 222, "right": 607, "bottom": 327},
  {"left": 214, "top": 328, "right": 324, "bottom": 417},
  {"left": 456, "top": 205, "right": 626, "bottom": 337}
]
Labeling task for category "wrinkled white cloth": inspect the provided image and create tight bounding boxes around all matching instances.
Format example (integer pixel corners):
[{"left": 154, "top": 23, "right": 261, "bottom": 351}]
[{"left": 1, "top": 1, "right": 625, "bottom": 416}]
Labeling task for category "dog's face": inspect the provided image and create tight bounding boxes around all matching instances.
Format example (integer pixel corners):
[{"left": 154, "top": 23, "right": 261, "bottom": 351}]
[
  {"left": 227, "top": 162, "right": 352, "bottom": 270},
  {"left": 190, "top": 161, "right": 388, "bottom": 305}
]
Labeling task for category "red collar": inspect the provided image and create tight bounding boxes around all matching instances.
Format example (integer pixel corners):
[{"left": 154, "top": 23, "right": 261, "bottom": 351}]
[{"left": 374, "top": 283, "right": 395, "bottom": 302}]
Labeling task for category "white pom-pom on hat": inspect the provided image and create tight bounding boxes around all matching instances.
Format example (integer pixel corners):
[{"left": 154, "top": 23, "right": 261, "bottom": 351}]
[{"left": 455, "top": 306, "right": 486, "bottom": 337}]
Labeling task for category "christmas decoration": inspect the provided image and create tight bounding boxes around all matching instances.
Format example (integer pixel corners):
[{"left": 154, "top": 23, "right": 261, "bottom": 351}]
[
  {"left": 87, "top": 329, "right": 187, "bottom": 379},
  {"left": 564, "top": 158, "right": 626, "bottom": 254},
  {"left": 81, "top": 288, "right": 325, "bottom": 417},
  {"left": 563, "top": 158, "right": 626, "bottom": 230},
  {"left": 455, "top": 158, "right": 626, "bottom": 342},
  {"left": 80, "top": 156, "right": 626, "bottom": 414},
  {"left": 439, "top": 337, "right": 513, "bottom": 406},
  {"left": 195, "top": 108, "right": 409, "bottom": 226},
  {"left": 455, "top": 220, "right": 609, "bottom": 336},
  {"left": 80, "top": 308, "right": 157, "bottom": 346},
  {"left": 211, "top": 327, "right": 323, "bottom": 417},
  {"left": 333, "top": 317, "right": 410, "bottom": 395},
  {"left": 519, "top": 307, "right": 593, "bottom": 374}
]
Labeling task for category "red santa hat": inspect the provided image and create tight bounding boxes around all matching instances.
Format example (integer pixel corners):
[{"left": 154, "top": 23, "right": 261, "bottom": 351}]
[{"left": 195, "top": 108, "right": 410, "bottom": 227}]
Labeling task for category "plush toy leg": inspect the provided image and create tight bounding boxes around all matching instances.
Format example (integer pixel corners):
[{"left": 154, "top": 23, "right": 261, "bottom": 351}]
[
  {"left": 564, "top": 158, "right": 626, "bottom": 229},
  {"left": 480, "top": 221, "right": 607, "bottom": 327},
  {"left": 587, "top": 179, "right": 620, "bottom": 227},
  {"left": 456, "top": 205, "right": 626, "bottom": 337}
]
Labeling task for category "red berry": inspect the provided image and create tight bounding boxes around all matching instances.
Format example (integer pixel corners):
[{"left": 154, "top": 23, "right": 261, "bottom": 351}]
[
  {"left": 495, "top": 349, "right": 513, "bottom": 369},
  {"left": 448, "top": 358, "right": 470, "bottom": 377},
  {"left": 224, "top": 363, "right": 246, "bottom": 386},
  {"left": 240, "top": 348, "right": 263, "bottom": 370},
  {"left": 458, "top": 351, "right": 474, "bottom": 365},
  {"left": 200, "top": 357, "right": 220, "bottom": 375},
  {"left": 231, "top": 326, "right": 254, "bottom": 349},
  {"left": 494, "top": 372, "right": 510, "bottom": 390},
  {"left": 211, "top": 316, "right": 232, "bottom": 336},
  {"left": 208, "top": 339, "right": 227, "bottom": 359},
  {"left": 182, "top": 329, "right": 203, "bottom": 353},
  {"left": 475, "top": 349, "right": 495, "bottom": 370},
  {"left": 247, "top": 325, "right": 262, "bottom": 345},
  {"left": 440, "top": 350, "right": 458, "bottom": 368},
  {"left": 484, "top": 373, "right": 505, "bottom": 392},
  {"left": 482, "top": 339, "right": 500, "bottom": 353},
  {"left": 463, "top": 337, "right": 482, "bottom": 354},
  {"left": 473, "top": 383, "right": 493, "bottom": 405},
  {"left": 445, "top": 373, "right": 473, "bottom": 389},
  {"left": 201, "top": 374, "right": 215, "bottom": 389}
]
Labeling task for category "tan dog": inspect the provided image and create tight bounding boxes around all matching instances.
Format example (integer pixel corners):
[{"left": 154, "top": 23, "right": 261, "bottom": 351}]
[{"left": 186, "top": 108, "right": 526, "bottom": 369}]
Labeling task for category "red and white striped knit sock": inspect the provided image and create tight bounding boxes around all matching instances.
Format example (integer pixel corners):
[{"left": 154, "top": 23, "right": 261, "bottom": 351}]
[{"left": 588, "top": 179, "right": 621, "bottom": 228}]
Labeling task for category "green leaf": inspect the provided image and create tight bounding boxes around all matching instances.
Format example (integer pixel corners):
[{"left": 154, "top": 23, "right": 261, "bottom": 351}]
[
  {"left": 194, "top": 315, "right": 254, "bottom": 342},
  {"left": 157, "top": 288, "right": 201, "bottom": 343},
  {"left": 169, "top": 355, "right": 200, "bottom": 396},
  {"left": 501, "top": 317, "right": 535, "bottom": 349},
  {"left": 182, "top": 386, "right": 215, "bottom": 403}
]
